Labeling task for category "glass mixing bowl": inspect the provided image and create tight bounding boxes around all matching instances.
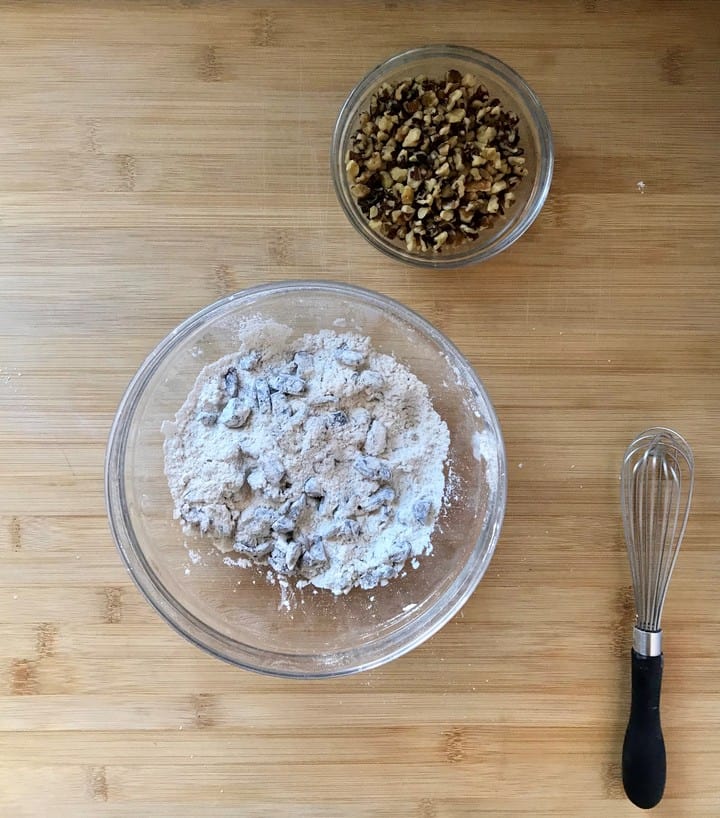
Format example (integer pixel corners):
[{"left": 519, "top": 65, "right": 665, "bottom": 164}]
[
  {"left": 105, "top": 281, "right": 507, "bottom": 677},
  {"left": 331, "top": 45, "right": 553, "bottom": 268}
]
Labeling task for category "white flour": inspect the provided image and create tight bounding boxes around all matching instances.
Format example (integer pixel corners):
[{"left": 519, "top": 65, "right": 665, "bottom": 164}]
[{"left": 163, "top": 318, "right": 450, "bottom": 595}]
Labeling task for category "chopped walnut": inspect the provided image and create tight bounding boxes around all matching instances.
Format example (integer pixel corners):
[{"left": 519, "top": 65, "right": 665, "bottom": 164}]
[{"left": 345, "top": 70, "right": 528, "bottom": 253}]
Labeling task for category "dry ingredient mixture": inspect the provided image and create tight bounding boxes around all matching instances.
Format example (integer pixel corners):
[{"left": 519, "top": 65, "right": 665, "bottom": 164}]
[
  {"left": 163, "top": 319, "right": 450, "bottom": 595},
  {"left": 346, "top": 69, "right": 527, "bottom": 253}
]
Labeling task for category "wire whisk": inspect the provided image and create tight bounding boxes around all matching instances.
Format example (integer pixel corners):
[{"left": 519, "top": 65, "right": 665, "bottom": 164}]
[
  {"left": 620, "top": 427, "right": 694, "bottom": 809},
  {"left": 622, "top": 427, "right": 694, "bottom": 636}
]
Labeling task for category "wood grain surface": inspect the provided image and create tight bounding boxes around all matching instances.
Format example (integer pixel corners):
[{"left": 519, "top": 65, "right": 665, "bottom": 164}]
[{"left": 1, "top": 1, "right": 719, "bottom": 816}]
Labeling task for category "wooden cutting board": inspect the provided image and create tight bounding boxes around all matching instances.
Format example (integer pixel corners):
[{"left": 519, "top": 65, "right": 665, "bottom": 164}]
[{"left": 1, "top": 2, "right": 718, "bottom": 816}]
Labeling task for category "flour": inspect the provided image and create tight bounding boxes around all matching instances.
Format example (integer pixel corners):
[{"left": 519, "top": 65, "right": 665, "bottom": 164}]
[
  {"left": 472, "top": 428, "right": 499, "bottom": 496},
  {"left": 163, "top": 318, "right": 450, "bottom": 595}
]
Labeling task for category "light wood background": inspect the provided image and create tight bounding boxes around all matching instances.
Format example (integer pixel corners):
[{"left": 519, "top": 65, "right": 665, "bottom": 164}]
[{"left": 1, "top": 1, "right": 718, "bottom": 816}]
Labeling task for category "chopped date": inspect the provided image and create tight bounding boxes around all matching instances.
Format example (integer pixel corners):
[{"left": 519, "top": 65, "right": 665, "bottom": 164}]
[
  {"left": 246, "top": 469, "right": 266, "bottom": 492},
  {"left": 389, "top": 539, "right": 411, "bottom": 565},
  {"left": 357, "top": 370, "right": 384, "bottom": 392},
  {"left": 412, "top": 499, "right": 432, "bottom": 524},
  {"left": 271, "top": 515, "right": 295, "bottom": 535},
  {"left": 288, "top": 401, "right": 308, "bottom": 426},
  {"left": 318, "top": 495, "right": 339, "bottom": 517},
  {"left": 334, "top": 348, "right": 366, "bottom": 368},
  {"left": 303, "top": 477, "right": 324, "bottom": 498},
  {"left": 182, "top": 502, "right": 235, "bottom": 539},
  {"left": 354, "top": 455, "right": 392, "bottom": 482},
  {"left": 293, "top": 350, "right": 314, "bottom": 379},
  {"left": 338, "top": 518, "right": 361, "bottom": 539},
  {"left": 285, "top": 540, "right": 303, "bottom": 571},
  {"left": 268, "top": 547, "right": 289, "bottom": 574},
  {"left": 241, "top": 506, "right": 275, "bottom": 539},
  {"left": 361, "top": 485, "right": 395, "bottom": 512},
  {"left": 327, "top": 410, "right": 349, "bottom": 427},
  {"left": 350, "top": 406, "right": 371, "bottom": 432},
  {"left": 299, "top": 539, "right": 327, "bottom": 578},
  {"left": 364, "top": 419, "right": 387, "bottom": 455},
  {"left": 358, "top": 563, "right": 397, "bottom": 590},
  {"left": 181, "top": 504, "right": 208, "bottom": 531},
  {"left": 238, "top": 350, "right": 261, "bottom": 370},
  {"left": 263, "top": 457, "right": 285, "bottom": 486},
  {"left": 197, "top": 411, "right": 218, "bottom": 427},
  {"left": 219, "top": 398, "right": 251, "bottom": 428},
  {"left": 270, "top": 391, "right": 291, "bottom": 417},
  {"left": 223, "top": 367, "right": 240, "bottom": 397},
  {"left": 287, "top": 494, "right": 306, "bottom": 521},
  {"left": 234, "top": 536, "right": 274, "bottom": 557},
  {"left": 255, "top": 378, "right": 272, "bottom": 412},
  {"left": 308, "top": 394, "right": 339, "bottom": 406},
  {"left": 267, "top": 374, "right": 307, "bottom": 395}
]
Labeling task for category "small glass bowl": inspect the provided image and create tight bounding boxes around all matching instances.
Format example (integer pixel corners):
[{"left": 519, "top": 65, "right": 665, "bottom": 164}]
[
  {"left": 105, "top": 282, "right": 507, "bottom": 678},
  {"left": 331, "top": 45, "right": 553, "bottom": 268}
]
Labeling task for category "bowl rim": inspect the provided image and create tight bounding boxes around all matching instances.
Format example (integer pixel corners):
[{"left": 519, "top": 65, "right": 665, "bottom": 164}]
[
  {"left": 331, "top": 44, "right": 554, "bottom": 269},
  {"left": 105, "top": 280, "right": 508, "bottom": 678}
]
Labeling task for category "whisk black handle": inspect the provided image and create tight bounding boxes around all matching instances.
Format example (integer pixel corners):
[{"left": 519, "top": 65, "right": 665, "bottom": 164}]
[{"left": 622, "top": 650, "right": 666, "bottom": 809}]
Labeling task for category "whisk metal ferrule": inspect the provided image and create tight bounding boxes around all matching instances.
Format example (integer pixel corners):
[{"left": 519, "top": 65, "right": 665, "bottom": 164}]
[{"left": 633, "top": 626, "right": 662, "bottom": 658}]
